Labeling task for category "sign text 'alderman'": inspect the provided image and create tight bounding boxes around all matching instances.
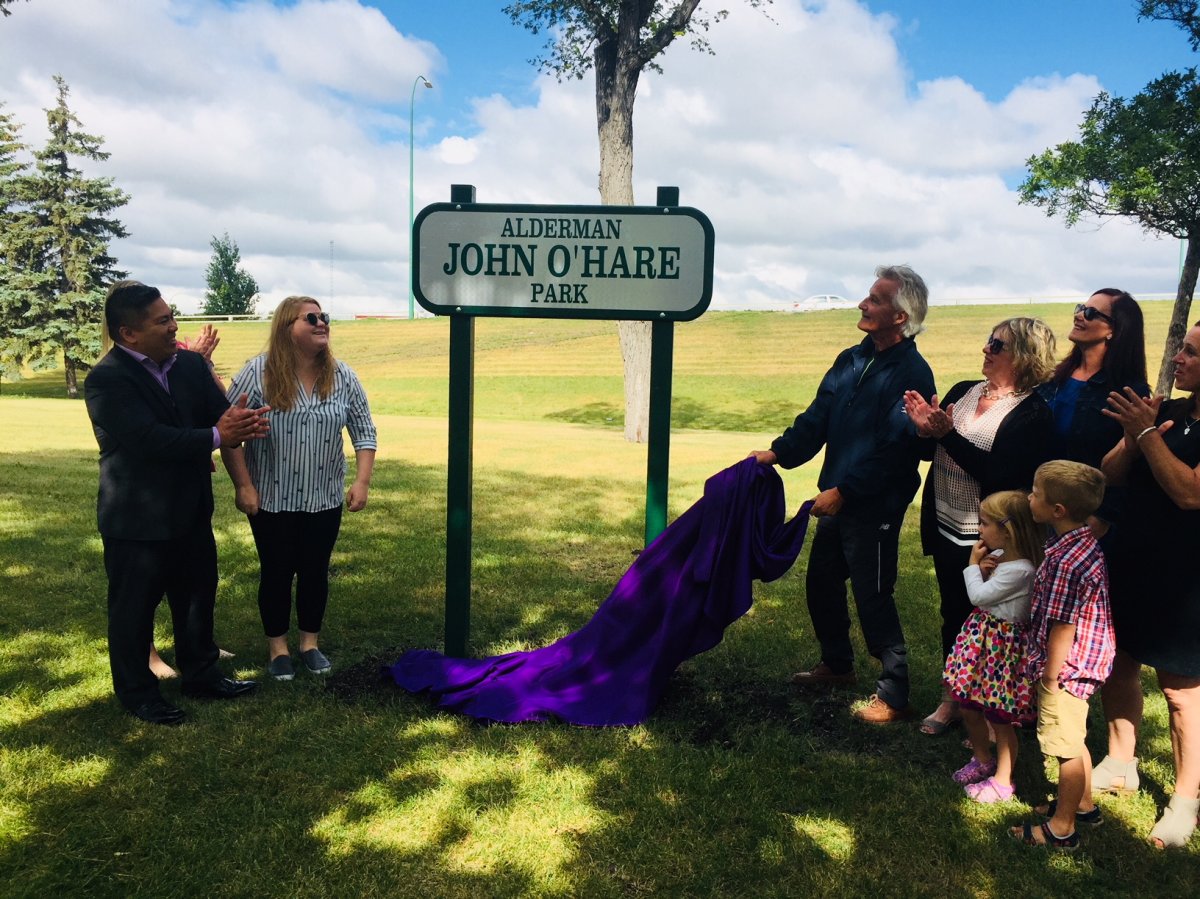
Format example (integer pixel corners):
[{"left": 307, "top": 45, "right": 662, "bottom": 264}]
[{"left": 412, "top": 202, "right": 714, "bottom": 321}]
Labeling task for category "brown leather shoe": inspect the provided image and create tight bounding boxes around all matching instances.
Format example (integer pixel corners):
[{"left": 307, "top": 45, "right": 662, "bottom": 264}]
[
  {"left": 853, "top": 693, "right": 915, "bottom": 724},
  {"left": 790, "top": 661, "right": 857, "bottom": 686}
]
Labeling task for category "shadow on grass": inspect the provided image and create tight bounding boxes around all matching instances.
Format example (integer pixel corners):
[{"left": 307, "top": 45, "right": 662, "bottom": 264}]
[
  {"left": 0, "top": 369, "right": 75, "bottom": 400},
  {"left": 1, "top": 450, "right": 1196, "bottom": 896},
  {"left": 546, "top": 397, "right": 805, "bottom": 433}
]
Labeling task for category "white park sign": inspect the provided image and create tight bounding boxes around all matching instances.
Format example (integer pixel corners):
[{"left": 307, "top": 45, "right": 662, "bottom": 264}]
[{"left": 413, "top": 201, "right": 714, "bottom": 321}]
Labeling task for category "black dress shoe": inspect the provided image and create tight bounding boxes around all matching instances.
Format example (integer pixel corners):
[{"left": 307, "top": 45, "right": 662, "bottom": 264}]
[
  {"left": 130, "top": 698, "right": 186, "bottom": 726},
  {"left": 182, "top": 677, "right": 259, "bottom": 700}
]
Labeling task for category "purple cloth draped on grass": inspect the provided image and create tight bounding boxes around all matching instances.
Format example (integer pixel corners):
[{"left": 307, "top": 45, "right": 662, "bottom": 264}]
[{"left": 387, "top": 458, "right": 814, "bottom": 726}]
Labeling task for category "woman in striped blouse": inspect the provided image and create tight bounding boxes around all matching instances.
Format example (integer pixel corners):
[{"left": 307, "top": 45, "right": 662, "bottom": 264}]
[{"left": 222, "top": 296, "right": 377, "bottom": 680}]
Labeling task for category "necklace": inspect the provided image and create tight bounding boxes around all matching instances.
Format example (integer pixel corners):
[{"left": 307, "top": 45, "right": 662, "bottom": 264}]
[
  {"left": 1186, "top": 413, "right": 1199, "bottom": 436},
  {"left": 981, "top": 382, "right": 1024, "bottom": 401}
]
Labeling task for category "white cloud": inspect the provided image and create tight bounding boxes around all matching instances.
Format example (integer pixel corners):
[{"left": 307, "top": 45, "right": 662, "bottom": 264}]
[{"left": 0, "top": 0, "right": 1181, "bottom": 319}]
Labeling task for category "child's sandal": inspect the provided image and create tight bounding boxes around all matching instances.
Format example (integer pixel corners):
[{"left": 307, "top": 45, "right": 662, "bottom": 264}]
[
  {"left": 1149, "top": 795, "right": 1199, "bottom": 849},
  {"left": 952, "top": 757, "right": 996, "bottom": 785},
  {"left": 1037, "top": 799, "right": 1103, "bottom": 826},
  {"left": 1011, "top": 820, "right": 1079, "bottom": 851},
  {"left": 965, "top": 777, "right": 1014, "bottom": 804}
]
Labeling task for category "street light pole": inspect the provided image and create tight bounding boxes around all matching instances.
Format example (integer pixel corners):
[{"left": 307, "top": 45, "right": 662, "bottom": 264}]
[{"left": 409, "top": 75, "right": 432, "bottom": 320}]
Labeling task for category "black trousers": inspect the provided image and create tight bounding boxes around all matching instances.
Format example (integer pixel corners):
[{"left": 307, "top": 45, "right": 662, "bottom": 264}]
[
  {"left": 805, "top": 510, "right": 909, "bottom": 709},
  {"left": 248, "top": 506, "right": 343, "bottom": 638},
  {"left": 930, "top": 534, "right": 975, "bottom": 663},
  {"left": 103, "top": 522, "right": 222, "bottom": 710}
]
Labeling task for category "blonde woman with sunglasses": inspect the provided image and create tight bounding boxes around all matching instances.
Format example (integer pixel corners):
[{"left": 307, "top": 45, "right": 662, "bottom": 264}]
[
  {"left": 903, "top": 317, "right": 1057, "bottom": 736},
  {"left": 222, "top": 297, "right": 377, "bottom": 681}
]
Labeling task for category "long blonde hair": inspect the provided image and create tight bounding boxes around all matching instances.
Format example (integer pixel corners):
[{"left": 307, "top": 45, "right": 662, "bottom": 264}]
[
  {"left": 980, "top": 490, "right": 1044, "bottom": 567},
  {"left": 263, "top": 296, "right": 335, "bottom": 411}
]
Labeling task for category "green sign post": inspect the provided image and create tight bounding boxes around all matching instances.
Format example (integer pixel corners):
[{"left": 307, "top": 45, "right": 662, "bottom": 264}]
[{"left": 414, "top": 184, "right": 714, "bottom": 656}]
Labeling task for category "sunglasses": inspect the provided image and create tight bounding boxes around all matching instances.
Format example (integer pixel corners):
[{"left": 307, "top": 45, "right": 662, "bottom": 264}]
[
  {"left": 1074, "top": 303, "right": 1114, "bottom": 324},
  {"left": 985, "top": 336, "right": 1006, "bottom": 354},
  {"left": 302, "top": 312, "right": 331, "bottom": 326}
]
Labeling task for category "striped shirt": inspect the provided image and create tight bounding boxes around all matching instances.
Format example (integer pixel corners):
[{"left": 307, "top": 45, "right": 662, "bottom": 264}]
[
  {"left": 228, "top": 355, "right": 377, "bottom": 513},
  {"left": 1023, "top": 525, "right": 1115, "bottom": 700}
]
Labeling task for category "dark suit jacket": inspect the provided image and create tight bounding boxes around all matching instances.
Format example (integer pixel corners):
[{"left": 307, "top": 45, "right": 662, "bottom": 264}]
[{"left": 84, "top": 348, "right": 230, "bottom": 541}]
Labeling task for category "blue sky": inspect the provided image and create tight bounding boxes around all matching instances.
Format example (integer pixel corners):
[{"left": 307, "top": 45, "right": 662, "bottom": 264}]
[
  {"left": 1, "top": 0, "right": 1196, "bottom": 313},
  {"left": 379, "top": 1, "right": 1198, "bottom": 138}
]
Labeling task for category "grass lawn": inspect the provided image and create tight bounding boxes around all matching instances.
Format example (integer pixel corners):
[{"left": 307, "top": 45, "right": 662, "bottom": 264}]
[{"left": 1, "top": 304, "right": 1195, "bottom": 897}]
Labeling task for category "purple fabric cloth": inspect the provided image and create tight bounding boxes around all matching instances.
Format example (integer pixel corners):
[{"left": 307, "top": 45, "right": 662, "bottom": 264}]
[{"left": 387, "top": 458, "right": 814, "bottom": 726}]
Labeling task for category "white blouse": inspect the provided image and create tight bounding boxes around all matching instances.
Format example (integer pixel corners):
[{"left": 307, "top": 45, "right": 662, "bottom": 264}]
[{"left": 228, "top": 355, "right": 377, "bottom": 513}]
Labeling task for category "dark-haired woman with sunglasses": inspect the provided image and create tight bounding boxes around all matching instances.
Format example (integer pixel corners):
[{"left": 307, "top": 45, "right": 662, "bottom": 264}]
[
  {"left": 1034, "top": 290, "right": 1148, "bottom": 794},
  {"left": 221, "top": 296, "right": 377, "bottom": 681},
  {"left": 903, "top": 318, "right": 1057, "bottom": 735},
  {"left": 1036, "top": 290, "right": 1149, "bottom": 518}
]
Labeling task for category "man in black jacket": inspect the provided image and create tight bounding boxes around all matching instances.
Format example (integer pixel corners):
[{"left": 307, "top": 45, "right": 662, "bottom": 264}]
[
  {"left": 84, "top": 281, "right": 269, "bottom": 724},
  {"left": 753, "top": 265, "right": 935, "bottom": 724}
]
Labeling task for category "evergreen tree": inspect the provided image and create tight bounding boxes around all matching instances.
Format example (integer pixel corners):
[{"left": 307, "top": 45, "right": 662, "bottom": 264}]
[
  {"left": 0, "top": 102, "right": 55, "bottom": 381},
  {"left": 0, "top": 77, "right": 129, "bottom": 396},
  {"left": 203, "top": 232, "right": 258, "bottom": 316}
]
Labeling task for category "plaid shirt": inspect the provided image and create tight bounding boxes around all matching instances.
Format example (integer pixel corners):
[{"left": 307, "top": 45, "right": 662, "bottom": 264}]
[{"left": 1024, "top": 525, "right": 1115, "bottom": 700}]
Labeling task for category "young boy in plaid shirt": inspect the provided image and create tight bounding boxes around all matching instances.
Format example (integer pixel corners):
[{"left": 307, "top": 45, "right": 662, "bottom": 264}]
[{"left": 1011, "top": 460, "right": 1115, "bottom": 851}]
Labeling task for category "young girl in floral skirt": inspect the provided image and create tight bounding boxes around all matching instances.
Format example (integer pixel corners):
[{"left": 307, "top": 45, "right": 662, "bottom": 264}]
[{"left": 944, "top": 489, "right": 1043, "bottom": 802}]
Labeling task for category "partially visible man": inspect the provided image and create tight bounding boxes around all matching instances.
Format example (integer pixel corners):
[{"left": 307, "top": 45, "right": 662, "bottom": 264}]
[
  {"left": 84, "top": 280, "right": 269, "bottom": 725},
  {"left": 752, "top": 265, "right": 935, "bottom": 724}
]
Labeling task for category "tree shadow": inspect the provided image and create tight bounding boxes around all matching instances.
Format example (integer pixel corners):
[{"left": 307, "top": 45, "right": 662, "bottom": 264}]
[{"left": 2, "top": 450, "right": 1196, "bottom": 896}]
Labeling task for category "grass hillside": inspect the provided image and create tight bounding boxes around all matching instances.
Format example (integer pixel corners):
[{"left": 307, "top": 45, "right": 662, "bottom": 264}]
[{"left": 0, "top": 303, "right": 1193, "bottom": 897}]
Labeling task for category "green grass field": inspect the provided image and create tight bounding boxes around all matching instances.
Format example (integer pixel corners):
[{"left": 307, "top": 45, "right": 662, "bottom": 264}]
[{"left": 1, "top": 303, "right": 1194, "bottom": 897}]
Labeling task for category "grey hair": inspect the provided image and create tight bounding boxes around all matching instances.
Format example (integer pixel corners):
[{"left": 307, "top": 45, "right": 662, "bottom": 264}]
[{"left": 875, "top": 264, "right": 928, "bottom": 337}]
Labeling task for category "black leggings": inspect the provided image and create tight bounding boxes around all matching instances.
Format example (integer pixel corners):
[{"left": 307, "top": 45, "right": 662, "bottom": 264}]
[{"left": 248, "top": 506, "right": 343, "bottom": 637}]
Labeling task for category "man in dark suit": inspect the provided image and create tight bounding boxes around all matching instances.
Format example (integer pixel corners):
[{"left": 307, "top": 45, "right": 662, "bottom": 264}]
[{"left": 85, "top": 280, "right": 269, "bottom": 725}]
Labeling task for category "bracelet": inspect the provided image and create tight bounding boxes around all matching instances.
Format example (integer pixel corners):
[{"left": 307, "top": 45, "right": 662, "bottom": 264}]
[{"left": 1135, "top": 425, "right": 1157, "bottom": 442}]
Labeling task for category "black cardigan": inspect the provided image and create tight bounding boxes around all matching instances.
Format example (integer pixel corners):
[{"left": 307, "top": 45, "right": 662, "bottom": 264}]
[{"left": 918, "top": 380, "right": 1054, "bottom": 554}]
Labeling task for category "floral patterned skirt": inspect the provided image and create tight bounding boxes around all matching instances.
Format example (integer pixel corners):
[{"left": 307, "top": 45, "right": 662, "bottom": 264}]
[{"left": 943, "top": 608, "right": 1034, "bottom": 724}]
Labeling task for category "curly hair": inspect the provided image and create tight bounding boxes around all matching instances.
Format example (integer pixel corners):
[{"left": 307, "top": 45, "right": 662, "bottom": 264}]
[{"left": 992, "top": 317, "right": 1057, "bottom": 393}]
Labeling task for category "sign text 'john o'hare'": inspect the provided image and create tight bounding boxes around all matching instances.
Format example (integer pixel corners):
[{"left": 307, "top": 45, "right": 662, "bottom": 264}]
[{"left": 413, "top": 203, "right": 714, "bottom": 321}]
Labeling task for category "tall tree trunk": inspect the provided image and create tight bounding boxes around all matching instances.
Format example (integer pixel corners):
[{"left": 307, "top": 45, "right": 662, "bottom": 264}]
[
  {"left": 64, "top": 356, "right": 78, "bottom": 398},
  {"left": 1157, "top": 232, "right": 1200, "bottom": 396},
  {"left": 596, "top": 19, "right": 651, "bottom": 442}
]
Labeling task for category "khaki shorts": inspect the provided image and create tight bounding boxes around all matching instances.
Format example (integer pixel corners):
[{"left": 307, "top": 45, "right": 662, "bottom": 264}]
[{"left": 1036, "top": 681, "right": 1090, "bottom": 759}]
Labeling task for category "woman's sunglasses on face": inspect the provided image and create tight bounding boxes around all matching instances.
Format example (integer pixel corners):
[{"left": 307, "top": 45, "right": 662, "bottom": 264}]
[
  {"left": 985, "top": 336, "right": 1006, "bottom": 354},
  {"left": 1074, "top": 303, "right": 1114, "bottom": 324},
  {"left": 303, "top": 312, "right": 331, "bottom": 326}
]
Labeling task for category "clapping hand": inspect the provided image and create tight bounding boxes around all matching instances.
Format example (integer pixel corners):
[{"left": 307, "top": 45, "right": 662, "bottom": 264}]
[
  {"left": 903, "top": 391, "right": 953, "bottom": 438},
  {"left": 217, "top": 393, "right": 271, "bottom": 448},
  {"left": 1103, "top": 387, "right": 1170, "bottom": 445},
  {"left": 191, "top": 324, "right": 220, "bottom": 361}
]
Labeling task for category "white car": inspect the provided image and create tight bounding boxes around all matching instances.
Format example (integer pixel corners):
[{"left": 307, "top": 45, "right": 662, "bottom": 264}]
[{"left": 791, "top": 293, "right": 855, "bottom": 312}]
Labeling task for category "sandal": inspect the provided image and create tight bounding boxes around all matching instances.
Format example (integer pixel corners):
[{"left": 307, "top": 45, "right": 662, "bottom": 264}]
[
  {"left": 965, "top": 777, "right": 1014, "bottom": 804},
  {"left": 1091, "top": 755, "right": 1139, "bottom": 796},
  {"left": 1010, "top": 820, "right": 1079, "bottom": 851},
  {"left": 1149, "top": 795, "right": 1199, "bottom": 849},
  {"left": 919, "top": 715, "right": 960, "bottom": 736},
  {"left": 952, "top": 757, "right": 996, "bottom": 786},
  {"left": 1035, "top": 799, "right": 1103, "bottom": 826}
]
